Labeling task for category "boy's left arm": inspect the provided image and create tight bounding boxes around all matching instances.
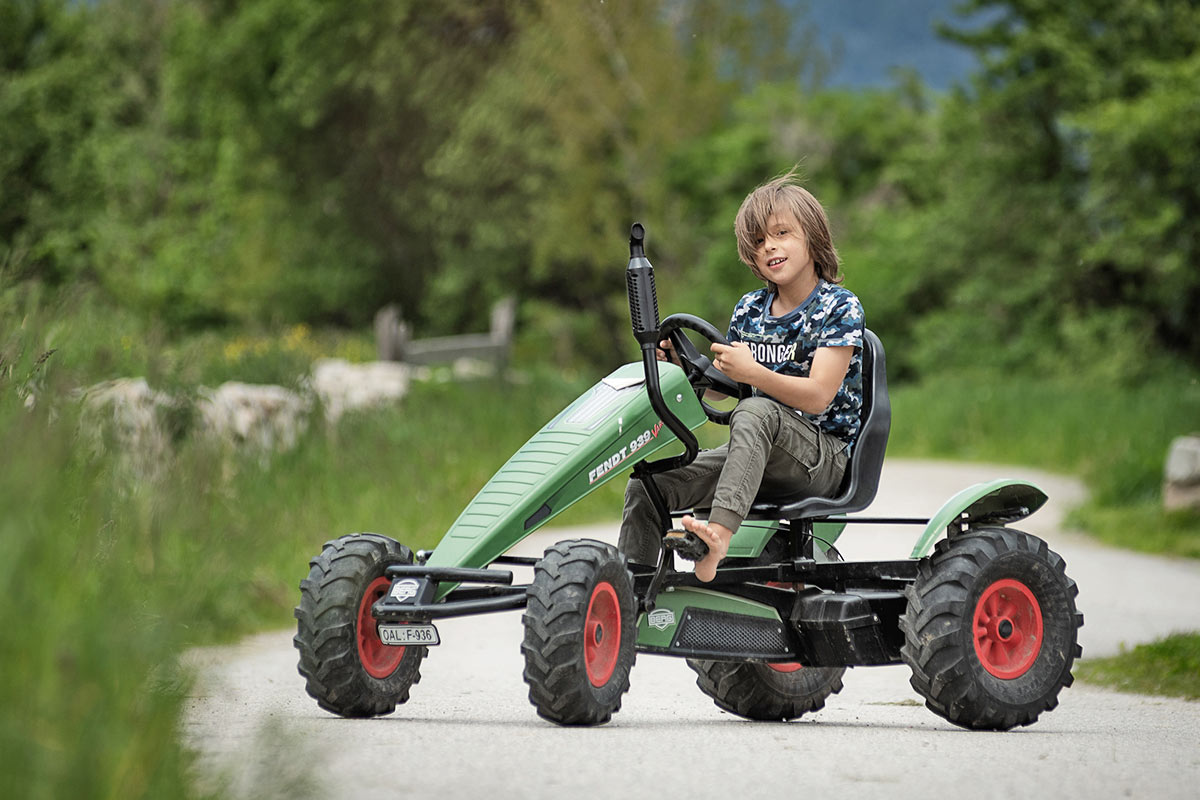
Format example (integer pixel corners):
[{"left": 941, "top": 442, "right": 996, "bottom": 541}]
[{"left": 710, "top": 342, "right": 854, "bottom": 415}]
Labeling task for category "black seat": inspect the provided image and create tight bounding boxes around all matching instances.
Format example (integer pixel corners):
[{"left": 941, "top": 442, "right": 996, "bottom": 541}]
[{"left": 743, "top": 327, "right": 890, "bottom": 521}]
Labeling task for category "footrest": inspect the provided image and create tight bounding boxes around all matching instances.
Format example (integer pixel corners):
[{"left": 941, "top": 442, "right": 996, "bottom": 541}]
[{"left": 664, "top": 530, "right": 709, "bottom": 562}]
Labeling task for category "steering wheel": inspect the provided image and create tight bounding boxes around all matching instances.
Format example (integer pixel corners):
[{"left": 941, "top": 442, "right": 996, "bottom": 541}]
[{"left": 658, "top": 313, "right": 752, "bottom": 424}]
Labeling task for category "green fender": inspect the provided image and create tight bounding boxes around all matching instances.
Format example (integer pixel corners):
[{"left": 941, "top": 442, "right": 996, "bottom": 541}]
[{"left": 909, "top": 479, "right": 1048, "bottom": 559}]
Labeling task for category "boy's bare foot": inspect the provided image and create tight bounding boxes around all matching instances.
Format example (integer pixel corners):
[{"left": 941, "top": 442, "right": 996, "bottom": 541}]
[{"left": 680, "top": 515, "right": 731, "bottom": 583}]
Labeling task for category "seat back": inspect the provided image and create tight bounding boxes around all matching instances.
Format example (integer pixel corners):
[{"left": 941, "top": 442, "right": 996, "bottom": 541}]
[{"left": 747, "top": 327, "right": 891, "bottom": 520}]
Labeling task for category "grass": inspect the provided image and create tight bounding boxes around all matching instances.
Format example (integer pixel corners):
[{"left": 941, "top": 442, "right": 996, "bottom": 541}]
[
  {"left": 1074, "top": 634, "right": 1200, "bottom": 701},
  {"left": 0, "top": 384, "right": 199, "bottom": 798}
]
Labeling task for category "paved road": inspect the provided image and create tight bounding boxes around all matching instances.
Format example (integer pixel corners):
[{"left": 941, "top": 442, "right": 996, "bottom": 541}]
[{"left": 183, "top": 461, "right": 1200, "bottom": 800}]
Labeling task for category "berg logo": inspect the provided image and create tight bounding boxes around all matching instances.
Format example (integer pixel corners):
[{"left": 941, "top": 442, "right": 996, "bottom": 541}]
[
  {"left": 647, "top": 608, "right": 676, "bottom": 631},
  {"left": 389, "top": 579, "right": 420, "bottom": 603}
]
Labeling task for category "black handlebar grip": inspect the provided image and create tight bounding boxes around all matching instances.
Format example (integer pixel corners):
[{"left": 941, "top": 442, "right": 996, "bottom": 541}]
[
  {"left": 626, "top": 222, "right": 659, "bottom": 345},
  {"left": 630, "top": 223, "right": 646, "bottom": 256}
]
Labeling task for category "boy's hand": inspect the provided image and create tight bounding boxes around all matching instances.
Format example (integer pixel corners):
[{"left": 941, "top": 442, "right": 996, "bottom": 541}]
[
  {"left": 710, "top": 342, "right": 759, "bottom": 383},
  {"left": 656, "top": 338, "right": 681, "bottom": 365}
]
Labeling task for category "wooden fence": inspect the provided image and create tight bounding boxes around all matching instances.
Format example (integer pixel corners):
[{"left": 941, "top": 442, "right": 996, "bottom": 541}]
[{"left": 374, "top": 297, "right": 516, "bottom": 370}]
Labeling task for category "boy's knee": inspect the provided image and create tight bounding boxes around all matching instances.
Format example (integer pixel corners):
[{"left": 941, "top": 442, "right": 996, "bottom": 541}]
[{"left": 730, "top": 396, "right": 780, "bottom": 430}]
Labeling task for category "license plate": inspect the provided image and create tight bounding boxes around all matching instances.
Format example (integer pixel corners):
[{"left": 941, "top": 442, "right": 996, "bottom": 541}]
[{"left": 378, "top": 623, "right": 439, "bottom": 646}]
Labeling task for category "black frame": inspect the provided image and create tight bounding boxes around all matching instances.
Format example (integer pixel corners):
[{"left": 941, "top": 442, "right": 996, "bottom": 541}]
[{"left": 373, "top": 516, "right": 926, "bottom": 619}]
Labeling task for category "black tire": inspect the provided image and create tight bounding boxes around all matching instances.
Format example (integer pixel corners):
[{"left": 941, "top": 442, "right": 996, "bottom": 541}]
[
  {"left": 294, "top": 533, "right": 427, "bottom": 718},
  {"left": 900, "top": 526, "right": 1083, "bottom": 731},
  {"left": 521, "top": 539, "right": 637, "bottom": 726},
  {"left": 686, "top": 659, "right": 845, "bottom": 721}
]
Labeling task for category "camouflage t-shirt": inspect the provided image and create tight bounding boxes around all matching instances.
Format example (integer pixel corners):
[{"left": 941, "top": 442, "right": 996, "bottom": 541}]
[{"left": 727, "top": 281, "right": 865, "bottom": 450}]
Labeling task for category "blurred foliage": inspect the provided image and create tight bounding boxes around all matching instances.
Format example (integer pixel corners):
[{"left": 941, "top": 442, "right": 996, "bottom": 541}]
[
  {"left": 5, "top": 0, "right": 1200, "bottom": 380},
  {"left": 913, "top": 0, "right": 1200, "bottom": 376},
  {"left": 0, "top": 319, "right": 198, "bottom": 799},
  {"left": 7, "top": 0, "right": 1199, "bottom": 383}
]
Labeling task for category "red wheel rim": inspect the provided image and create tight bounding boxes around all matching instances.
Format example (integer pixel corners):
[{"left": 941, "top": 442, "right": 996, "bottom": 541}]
[
  {"left": 357, "top": 576, "right": 406, "bottom": 679},
  {"left": 973, "top": 578, "right": 1043, "bottom": 679},
  {"left": 584, "top": 581, "right": 621, "bottom": 687},
  {"left": 767, "top": 662, "right": 804, "bottom": 673}
]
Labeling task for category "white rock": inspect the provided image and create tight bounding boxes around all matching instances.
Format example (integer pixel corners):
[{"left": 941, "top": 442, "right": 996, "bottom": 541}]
[
  {"left": 1165, "top": 435, "right": 1200, "bottom": 484},
  {"left": 75, "top": 358, "right": 420, "bottom": 477},
  {"left": 1164, "top": 434, "right": 1200, "bottom": 512},
  {"left": 196, "top": 382, "right": 310, "bottom": 452},
  {"left": 310, "top": 359, "right": 410, "bottom": 423},
  {"left": 78, "top": 377, "right": 176, "bottom": 479}
]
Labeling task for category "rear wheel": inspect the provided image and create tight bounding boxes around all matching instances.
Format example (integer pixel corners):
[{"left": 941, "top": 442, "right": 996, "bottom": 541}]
[
  {"left": 294, "top": 533, "right": 427, "bottom": 717},
  {"left": 687, "top": 658, "right": 845, "bottom": 721},
  {"left": 522, "top": 539, "right": 637, "bottom": 726},
  {"left": 900, "top": 526, "right": 1083, "bottom": 730},
  {"left": 686, "top": 533, "right": 846, "bottom": 721}
]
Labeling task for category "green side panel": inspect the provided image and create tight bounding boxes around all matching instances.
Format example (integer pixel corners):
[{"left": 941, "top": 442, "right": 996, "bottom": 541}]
[
  {"left": 909, "top": 479, "right": 1049, "bottom": 559},
  {"left": 726, "top": 521, "right": 783, "bottom": 559},
  {"left": 724, "top": 520, "right": 846, "bottom": 560},
  {"left": 635, "top": 586, "right": 781, "bottom": 649},
  {"left": 426, "top": 361, "right": 706, "bottom": 588},
  {"left": 813, "top": 521, "right": 847, "bottom": 551}
]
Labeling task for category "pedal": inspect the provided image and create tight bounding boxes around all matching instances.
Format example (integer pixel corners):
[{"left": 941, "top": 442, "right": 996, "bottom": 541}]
[{"left": 663, "top": 530, "right": 709, "bottom": 562}]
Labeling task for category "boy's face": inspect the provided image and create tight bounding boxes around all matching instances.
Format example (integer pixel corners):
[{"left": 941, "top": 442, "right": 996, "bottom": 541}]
[{"left": 753, "top": 212, "right": 815, "bottom": 291}]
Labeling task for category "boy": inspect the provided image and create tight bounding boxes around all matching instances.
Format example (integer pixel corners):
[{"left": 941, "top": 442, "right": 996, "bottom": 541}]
[{"left": 618, "top": 171, "right": 864, "bottom": 582}]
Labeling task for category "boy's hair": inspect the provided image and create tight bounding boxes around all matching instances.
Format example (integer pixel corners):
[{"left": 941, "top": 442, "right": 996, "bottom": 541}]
[{"left": 734, "top": 170, "right": 842, "bottom": 289}]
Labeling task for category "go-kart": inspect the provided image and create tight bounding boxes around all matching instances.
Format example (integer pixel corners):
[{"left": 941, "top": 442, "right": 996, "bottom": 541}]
[{"left": 294, "top": 223, "right": 1083, "bottom": 730}]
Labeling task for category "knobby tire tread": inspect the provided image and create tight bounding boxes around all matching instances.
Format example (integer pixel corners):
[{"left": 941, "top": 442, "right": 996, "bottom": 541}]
[
  {"left": 687, "top": 659, "right": 846, "bottom": 721},
  {"left": 900, "top": 526, "right": 1083, "bottom": 731},
  {"left": 294, "top": 533, "right": 426, "bottom": 718},
  {"left": 521, "top": 539, "right": 636, "bottom": 726}
]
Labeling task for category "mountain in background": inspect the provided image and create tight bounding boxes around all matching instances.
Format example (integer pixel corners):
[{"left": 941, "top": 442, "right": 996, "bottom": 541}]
[{"left": 799, "top": 0, "right": 990, "bottom": 89}]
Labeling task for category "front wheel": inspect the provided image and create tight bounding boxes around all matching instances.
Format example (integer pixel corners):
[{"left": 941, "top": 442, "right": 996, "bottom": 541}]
[
  {"left": 521, "top": 539, "right": 637, "bottom": 726},
  {"left": 294, "top": 533, "right": 427, "bottom": 717},
  {"left": 900, "top": 526, "right": 1083, "bottom": 730}
]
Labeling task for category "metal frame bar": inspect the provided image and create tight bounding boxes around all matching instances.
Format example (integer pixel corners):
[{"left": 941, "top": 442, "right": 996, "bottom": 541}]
[
  {"left": 385, "top": 564, "right": 514, "bottom": 585},
  {"left": 633, "top": 558, "right": 919, "bottom": 595},
  {"left": 375, "top": 590, "right": 528, "bottom": 620}
]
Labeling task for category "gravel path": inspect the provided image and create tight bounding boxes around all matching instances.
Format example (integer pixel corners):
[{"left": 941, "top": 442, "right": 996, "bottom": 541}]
[{"left": 182, "top": 460, "right": 1200, "bottom": 799}]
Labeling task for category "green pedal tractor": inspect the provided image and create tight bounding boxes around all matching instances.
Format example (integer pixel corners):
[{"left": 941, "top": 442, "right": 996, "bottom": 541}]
[{"left": 294, "top": 224, "right": 1083, "bottom": 729}]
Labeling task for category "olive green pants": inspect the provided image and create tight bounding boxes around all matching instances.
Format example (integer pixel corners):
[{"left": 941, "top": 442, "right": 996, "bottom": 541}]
[{"left": 617, "top": 397, "right": 849, "bottom": 566}]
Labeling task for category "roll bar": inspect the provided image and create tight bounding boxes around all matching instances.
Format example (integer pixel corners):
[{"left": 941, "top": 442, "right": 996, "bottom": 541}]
[{"left": 625, "top": 223, "right": 698, "bottom": 473}]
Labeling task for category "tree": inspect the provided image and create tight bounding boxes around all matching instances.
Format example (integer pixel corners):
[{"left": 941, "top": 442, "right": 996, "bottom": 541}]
[
  {"left": 925, "top": 0, "right": 1200, "bottom": 371},
  {"left": 427, "top": 0, "right": 822, "bottom": 367}
]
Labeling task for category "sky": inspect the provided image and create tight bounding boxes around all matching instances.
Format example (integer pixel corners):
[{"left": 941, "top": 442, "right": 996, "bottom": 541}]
[{"left": 799, "top": 0, "right": 988, "bottom": 89}]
